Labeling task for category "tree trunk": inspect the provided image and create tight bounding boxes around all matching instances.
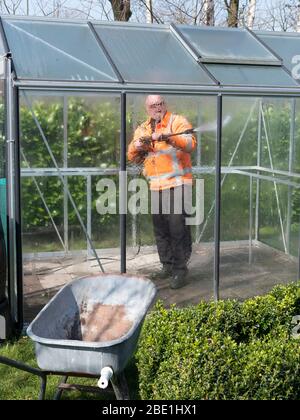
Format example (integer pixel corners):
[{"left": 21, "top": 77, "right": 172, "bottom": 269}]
[
  {"left": 203, "top": 0, "right": 215, "bottom": 26},
  {"left": 224, "top": 0, "right": 239, "bottom": 27},
  {"left": 146, "top": 0, "right": 154, "bottom": 23},
  {"left": 247, "top": 0, "right": 256, "bottom": 29},
  {"left": 109, "top": 0, "right": 132, "bottom": 21}
]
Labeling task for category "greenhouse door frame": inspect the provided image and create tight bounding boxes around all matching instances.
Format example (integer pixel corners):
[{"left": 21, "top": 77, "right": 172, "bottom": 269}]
[{"left": 5, "top": 55, "right": 22, "bottom": 331}]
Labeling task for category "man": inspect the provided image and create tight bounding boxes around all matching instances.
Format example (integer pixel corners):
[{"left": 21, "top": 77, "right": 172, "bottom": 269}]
[{"left": 128, "top": 95, "right": 196, "bottom": 289}]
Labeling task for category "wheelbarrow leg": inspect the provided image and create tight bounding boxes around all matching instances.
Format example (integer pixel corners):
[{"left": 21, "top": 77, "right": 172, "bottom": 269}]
[
  {"left": 39, "top": 374, "right": 48, "bottom": 400},
  {"left": 53, "top": 375, "right": 68, "bottom": 400},
  {"left": 110, "top": 372, "right": 130, "bottom": 400}
]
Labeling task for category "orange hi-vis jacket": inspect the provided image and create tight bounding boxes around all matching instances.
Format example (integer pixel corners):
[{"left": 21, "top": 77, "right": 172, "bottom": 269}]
[{"left": 128, "top": 112, "right": 196, "bottom": 191}]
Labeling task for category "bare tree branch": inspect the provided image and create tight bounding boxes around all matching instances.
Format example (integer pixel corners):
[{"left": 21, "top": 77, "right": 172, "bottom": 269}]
[
  {"left": 3, "top": 0, "right": 23, "bottom": 14},
  {"left": 100, "top": 0, "right": 112, "bottom": 20},
  {"left": 137, "top": 0, "right": 164, "bottom": 24},
  {"left": 2, "top": 1, "right": 11, "bottom": 13}
]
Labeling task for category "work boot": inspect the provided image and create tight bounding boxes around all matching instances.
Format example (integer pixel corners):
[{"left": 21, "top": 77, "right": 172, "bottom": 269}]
[
  {"left": 149, "top": 264, "right": 172, "bottom": 281},
  {"left": 170, "top": 270, "right": 188, "bottom": 289}
]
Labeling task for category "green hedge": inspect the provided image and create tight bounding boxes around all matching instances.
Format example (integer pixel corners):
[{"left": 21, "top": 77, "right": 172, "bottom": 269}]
[{"left": 136, "top": 282, "right": 300, "bottom": 400}]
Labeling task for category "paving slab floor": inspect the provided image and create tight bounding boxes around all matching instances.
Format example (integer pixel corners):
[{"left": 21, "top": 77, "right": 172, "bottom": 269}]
[{"left": 23, "top": 242, "right": 299, "bottom": 322}]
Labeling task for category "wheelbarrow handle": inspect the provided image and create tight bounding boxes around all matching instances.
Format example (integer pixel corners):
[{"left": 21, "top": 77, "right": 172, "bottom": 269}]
[
  {"left": 0, "top": 355, "right": 44, "bottom": 377},
  {"left": 0, "top": 355, "right": 48, "bottom": 399}
]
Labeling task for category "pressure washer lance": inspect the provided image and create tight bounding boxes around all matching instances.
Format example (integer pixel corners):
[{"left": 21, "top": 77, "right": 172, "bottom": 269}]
[
  {"left": 140, "top": 127, "right": 196, "bottom": 146},
  {"left": 139, "top": 115, "right": 232, "bottom": 146},
  {"left": 133, "top": 127, "right": 200, "bottom": 165}
]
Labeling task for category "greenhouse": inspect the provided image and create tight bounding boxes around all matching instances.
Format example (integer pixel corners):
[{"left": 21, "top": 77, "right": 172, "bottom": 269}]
[{"left": 0, "top": 15, "right": 300, "bottom": 334}]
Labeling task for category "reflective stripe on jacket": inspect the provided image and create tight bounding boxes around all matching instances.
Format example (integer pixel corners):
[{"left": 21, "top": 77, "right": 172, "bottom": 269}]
[{"left": 128, "top": 112, "right": 196, "bottom": 191}]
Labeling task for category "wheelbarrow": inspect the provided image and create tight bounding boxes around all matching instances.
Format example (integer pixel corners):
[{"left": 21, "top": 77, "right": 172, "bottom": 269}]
[{"left": 0, "top": 274, "right": 157, "bottom": 400}]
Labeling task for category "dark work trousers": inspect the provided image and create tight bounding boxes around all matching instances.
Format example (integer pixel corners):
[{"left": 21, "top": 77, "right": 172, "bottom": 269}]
[{"left": 151, "top": 185, "right": 192, "bottom": 274}]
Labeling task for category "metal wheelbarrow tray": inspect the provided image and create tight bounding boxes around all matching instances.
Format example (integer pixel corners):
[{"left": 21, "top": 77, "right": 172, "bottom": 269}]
[
  {"left": 27, "top": 274, "right": 156, "bottom": 377},
  {"left": 0, "top": 274, "right": 156, "bottom": 398}
]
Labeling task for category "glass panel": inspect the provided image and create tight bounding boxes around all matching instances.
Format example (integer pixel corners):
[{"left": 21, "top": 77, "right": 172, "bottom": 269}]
[
  {"left": 67, "top": 95, "right": 120, "bottom": 168},
  {"left": 67, "top": 174, "right": 120, "bottom": 261},
  {"left": 259, "top": 180, "right": 300, "bottom": 267},
  {"left": 294, "top": 99, "right": 300, "bottom": 174},
  {"left": 2, "top": 18, "right": 118, "bottom": 82},
  {"left": 220, "top": 96, "right": 299, "bottom": 300},
  {"left": 93, "top": 24, "right": 215, "bottom": 85},
  {"left": 205, "top": 63, "right": 298, "bottom": 87},
  {"left": 0, "top": 57, "right": 4, "bottom": 79},
  {"left": 20, "top": 91, "right": 121, "bottom": 322},
  {"left": 289, "top": 98, "right": 300, "bottom": 265},
  {"left": 259, "top": 181, "right": 286, "bottom": 252},
  {"left": 221, "top": 174, "right": 251, "bottom": 242},
  {"left": 257, "top": 33, "right": 299, "bottom": 72},
  {"left": 221, "top": 97, "right": 258, "bottom": 299},
  {"left": 260, "top": 98, "right": 292, "bottom": 172},
  {"left": 0, "top": 30, "right": 6, "bottom": 57},
  {"left": 91, "top": 175, "right": 119, "bottom": 251},
  {"left": 126, "top": 93, "right": 217, "bottom": 306},
  {"left": 21, "top": 175, "right": 64, "bottom": 254},
  {"left": 177, "top": 25, "right": 280, "bottom": 64},
  {"left": 20, "top": 93, "right": 64, "bottom": 168},
  {"left": 222, "top": 96, "right": 259, "bottom": 168}
]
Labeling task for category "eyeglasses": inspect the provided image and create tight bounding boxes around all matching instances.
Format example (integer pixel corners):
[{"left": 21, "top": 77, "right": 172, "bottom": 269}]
[{"left": 148, "top": 101, "right": 165, "bottom": 109}]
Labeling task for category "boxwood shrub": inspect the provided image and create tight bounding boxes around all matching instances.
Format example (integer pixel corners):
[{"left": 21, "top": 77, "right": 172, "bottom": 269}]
[{"left": 136, "top": 282, "right": 300, "bottom": 400}]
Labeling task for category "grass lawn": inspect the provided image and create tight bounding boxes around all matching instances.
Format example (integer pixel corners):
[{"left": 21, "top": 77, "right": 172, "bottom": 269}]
[{"left": 0, "top": 336, "right": 139, "bottom": 400}]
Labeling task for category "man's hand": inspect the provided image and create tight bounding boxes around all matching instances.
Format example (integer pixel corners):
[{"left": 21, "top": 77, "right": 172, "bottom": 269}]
[
  {"left": 151, "top": 132, "right": 162, "bottom": 141},
  {"left": 135, "top": 138, "right": 151, "bottom": 151},
  {"left": 135, "top": 132, "right": 172, "bottom": 151},
  {"left": 151, "top": 132, "right": 172, "bottom": 142}
]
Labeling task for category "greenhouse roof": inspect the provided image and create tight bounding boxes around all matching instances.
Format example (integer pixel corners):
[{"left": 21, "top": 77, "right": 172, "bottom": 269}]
[
  {"left": 0, "top": 15, "right": 300, "bottom": 92},
  {"left": 256, "top": 31, "right": 300, "bottom": 75}
]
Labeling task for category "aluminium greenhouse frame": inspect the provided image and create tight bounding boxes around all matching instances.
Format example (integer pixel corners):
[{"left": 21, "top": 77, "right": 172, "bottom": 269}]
[{"left": 1, "top": 16, "right": 300, "bottom": 330}]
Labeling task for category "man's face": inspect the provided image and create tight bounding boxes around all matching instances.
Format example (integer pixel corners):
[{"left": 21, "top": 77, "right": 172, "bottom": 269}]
[{"left": 145, "top": 96, "right": 167, "bottom": 122}]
